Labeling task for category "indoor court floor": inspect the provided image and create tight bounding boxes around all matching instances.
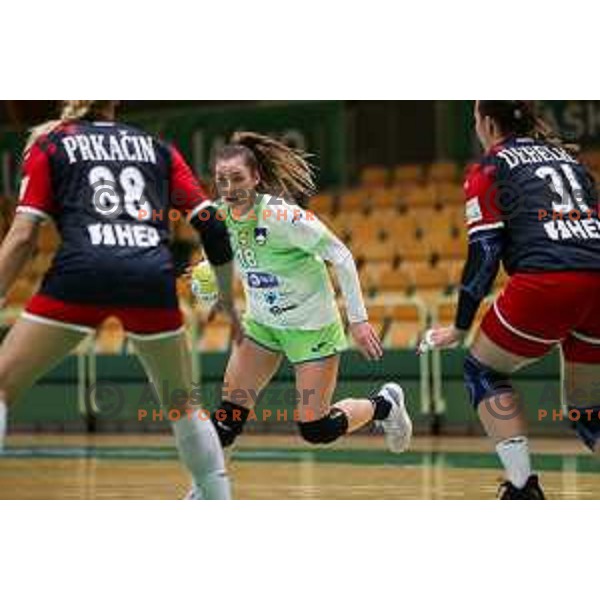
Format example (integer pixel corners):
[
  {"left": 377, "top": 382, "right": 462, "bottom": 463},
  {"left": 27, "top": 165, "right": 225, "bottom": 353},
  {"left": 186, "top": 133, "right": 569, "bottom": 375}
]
[{"left": 1, "top": 434, "right": 599, "bottom": 499}]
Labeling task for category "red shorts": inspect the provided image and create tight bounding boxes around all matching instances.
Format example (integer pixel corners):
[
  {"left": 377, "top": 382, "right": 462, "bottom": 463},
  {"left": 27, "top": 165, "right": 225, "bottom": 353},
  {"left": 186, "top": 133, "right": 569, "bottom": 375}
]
[
  {"left": 481, "top": 271, "right": 600, "bottom": 363},
  {"left": 23, "top": 294, "right": 184, "bottom": 339}
]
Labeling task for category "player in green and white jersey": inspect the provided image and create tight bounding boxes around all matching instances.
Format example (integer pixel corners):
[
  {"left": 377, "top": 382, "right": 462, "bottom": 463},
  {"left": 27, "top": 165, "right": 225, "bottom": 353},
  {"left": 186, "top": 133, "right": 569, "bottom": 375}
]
[{"left": 197, "top": 131, "right": 412, "bottom": 452}]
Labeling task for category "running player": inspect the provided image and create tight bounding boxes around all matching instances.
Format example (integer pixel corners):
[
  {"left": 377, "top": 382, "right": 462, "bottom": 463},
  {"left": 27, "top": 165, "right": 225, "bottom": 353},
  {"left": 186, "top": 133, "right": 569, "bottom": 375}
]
[
  {"left": 195, "top": 132, "right": 412, "bottom": 452},
  {"left": 0, "top": 100, "right": 234, "bottom": 499},
  {"left": 422, "top": 101, "right": 600, "bottom": 499}
]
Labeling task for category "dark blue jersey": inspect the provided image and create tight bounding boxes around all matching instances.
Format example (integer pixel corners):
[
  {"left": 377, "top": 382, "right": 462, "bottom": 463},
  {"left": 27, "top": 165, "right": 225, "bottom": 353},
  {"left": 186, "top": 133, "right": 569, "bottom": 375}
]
[
  {"left": 17, "top": 120, "right": 208, "bottom": 308},
  {"left": 464, "top": 136, "right": 600, "bottom": 275}
]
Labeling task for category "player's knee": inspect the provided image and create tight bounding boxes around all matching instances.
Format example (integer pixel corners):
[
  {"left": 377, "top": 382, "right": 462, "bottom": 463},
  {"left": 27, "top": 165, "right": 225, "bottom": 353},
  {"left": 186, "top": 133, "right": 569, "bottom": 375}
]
[
  {"left": 298, "top": 409, "right": 349, "bottom": 444},
  {"left": 463, "top": 352, "right": 514, "bottom": 409},
  {"left": 569, "top": 405, "right": 600, "bottom": 452},
  {"left": 211, "top": 401, "right": 250, "bottom": 448}
]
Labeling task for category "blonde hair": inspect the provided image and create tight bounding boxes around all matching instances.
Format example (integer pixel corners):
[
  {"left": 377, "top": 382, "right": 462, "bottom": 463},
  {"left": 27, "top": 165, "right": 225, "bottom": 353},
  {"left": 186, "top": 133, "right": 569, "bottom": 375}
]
[
  {"left": 24, "top": 100, "right": 115, "bottom": 153},
  {"left": 215, "top": 131, "right": 316, "bottom": 202}
]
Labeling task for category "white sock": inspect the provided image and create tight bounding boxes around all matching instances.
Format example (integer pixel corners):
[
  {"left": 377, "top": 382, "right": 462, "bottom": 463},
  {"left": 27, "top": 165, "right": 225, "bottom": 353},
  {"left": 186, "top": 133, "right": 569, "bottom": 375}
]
[
  {"left": 0, "top": 400, "right": 7, "bottom": 452},
  {"left": 496, "top": 436, "right": 531, "bottom": 489},
  {"left": 171, "top": 417, "right": 231, "bottom": 500}
]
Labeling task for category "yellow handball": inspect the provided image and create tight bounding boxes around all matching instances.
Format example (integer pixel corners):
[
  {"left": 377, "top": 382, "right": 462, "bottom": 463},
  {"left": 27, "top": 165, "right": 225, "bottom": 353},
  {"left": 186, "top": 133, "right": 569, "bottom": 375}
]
[{"left": 190, "top": 260, "right": 218, "bottom": 304}]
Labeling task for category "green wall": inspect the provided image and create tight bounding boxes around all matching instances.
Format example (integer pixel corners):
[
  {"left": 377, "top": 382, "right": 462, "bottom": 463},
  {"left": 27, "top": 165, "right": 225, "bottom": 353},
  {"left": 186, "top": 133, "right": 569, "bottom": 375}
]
[{"left": 10, "top": 349, "right": 569, "bottom": 438}]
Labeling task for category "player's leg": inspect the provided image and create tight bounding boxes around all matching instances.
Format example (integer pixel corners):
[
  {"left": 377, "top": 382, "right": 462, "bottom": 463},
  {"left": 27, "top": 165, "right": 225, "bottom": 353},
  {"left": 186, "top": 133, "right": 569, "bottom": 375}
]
[
  {"left": 468, "top": 327, "right": 551, "bottom": 499},
  {"left": 210, "top": 320, "right": 283, "bottom": 448},
  {"left": 0, "top": 317, "right": 88, "bottom": 449},
  {"left": 291, "top": 323, "right": 411, "bottom": 451},
  {"left": 561, "top": 330, "right": 600, "bottom": 454},
  {"left": 465, "top": 274, "right": 581, "bottom": 498},
  {"left": 129, "top": 330, "right": 230, "bottom": 499}
]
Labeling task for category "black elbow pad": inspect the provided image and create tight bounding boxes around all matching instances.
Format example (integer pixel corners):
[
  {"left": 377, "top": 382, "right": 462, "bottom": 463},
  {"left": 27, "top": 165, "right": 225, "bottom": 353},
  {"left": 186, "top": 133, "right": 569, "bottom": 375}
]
[{"left": 190, "top": 203, "right": 233, "bottom": 266}]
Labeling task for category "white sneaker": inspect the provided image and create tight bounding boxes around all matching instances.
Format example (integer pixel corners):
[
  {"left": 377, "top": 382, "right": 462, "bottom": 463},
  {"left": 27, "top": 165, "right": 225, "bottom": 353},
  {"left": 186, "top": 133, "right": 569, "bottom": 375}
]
[{"left": 375, "top": 383, "right": 412, "bottom": 453}]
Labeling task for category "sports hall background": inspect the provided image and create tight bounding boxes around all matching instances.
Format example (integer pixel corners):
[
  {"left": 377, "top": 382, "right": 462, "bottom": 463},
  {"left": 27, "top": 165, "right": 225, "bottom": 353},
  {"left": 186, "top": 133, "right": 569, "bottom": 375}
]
[{"left": 1, "top": 100, "right": 599, "bottom": 440}]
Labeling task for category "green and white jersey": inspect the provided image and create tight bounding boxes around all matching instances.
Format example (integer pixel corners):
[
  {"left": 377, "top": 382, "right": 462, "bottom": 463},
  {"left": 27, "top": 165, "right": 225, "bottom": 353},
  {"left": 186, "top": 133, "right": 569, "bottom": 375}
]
[{"left": 222, "top": 194, "right": 339, "bottom": 329}]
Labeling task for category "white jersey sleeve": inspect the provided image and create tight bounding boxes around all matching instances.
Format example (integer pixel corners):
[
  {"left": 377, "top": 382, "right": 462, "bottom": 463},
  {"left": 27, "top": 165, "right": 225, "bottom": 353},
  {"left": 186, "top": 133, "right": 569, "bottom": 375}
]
[{"left": 271, "top": 201, "right": 333, "bottom": 253}]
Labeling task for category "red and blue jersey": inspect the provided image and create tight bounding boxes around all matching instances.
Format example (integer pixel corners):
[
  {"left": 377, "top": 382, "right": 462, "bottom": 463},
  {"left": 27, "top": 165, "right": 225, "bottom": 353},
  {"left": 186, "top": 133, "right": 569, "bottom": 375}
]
[
  {"left": 464, "top": 136, "right": 600, "bottom": 275},
  {"left": 18, "top": 119, "right": 208, "bottom": 309}
]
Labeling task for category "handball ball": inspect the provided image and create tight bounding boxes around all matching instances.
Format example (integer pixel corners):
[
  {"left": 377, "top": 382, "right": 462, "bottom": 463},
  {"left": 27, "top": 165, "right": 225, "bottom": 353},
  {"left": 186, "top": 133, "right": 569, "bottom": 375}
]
[{"left": 190, "top": 260, "right": 218, "bottom": 304}]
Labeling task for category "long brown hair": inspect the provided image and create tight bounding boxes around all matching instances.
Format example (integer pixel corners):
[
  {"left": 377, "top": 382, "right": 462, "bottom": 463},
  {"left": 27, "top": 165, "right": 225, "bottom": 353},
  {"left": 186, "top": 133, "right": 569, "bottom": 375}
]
[
  {"left": 24, "top": 100, "right": 116, "bottom": 153},
  {"left": 477, "top": 100, "right": 578, "bottom": 154},
  {"left": 214, "top": 131, "right": 316, "bottom": 206}
]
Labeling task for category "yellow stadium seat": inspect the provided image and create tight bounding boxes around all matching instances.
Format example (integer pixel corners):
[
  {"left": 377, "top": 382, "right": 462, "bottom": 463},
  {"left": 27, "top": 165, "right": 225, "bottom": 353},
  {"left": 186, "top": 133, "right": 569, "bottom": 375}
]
[
  {"left": 359, "top": 239, "right": 398, "bottom": 262},
  {"left": 387, "top": 303, "right": 423, "bottom": 322},
  {"left": 434, "top": 182, "right": 464, "bottom": 205},
  {"left": 199, "top": 323, "right": 231, "bottom": 352},
  {"left": 364, "top": 302, "right": 388, "bottom": 323},
  {"left": 404, "top": 184, "right": 437, "bottom": 208},
  {"left": 370, "top": 188, "right": 399, "bottom": 210},
  {"left": 360, "top": 166, "right": 389, "bottom": 189},
  {"left": 438, "top": 259, "right": 465, "bottom": 288},
  {"left": 432, "top": 296, "right": 495, "bottom": 341},
  {"left": 438, "top": 234, "right": 468, "bottom": 260},
  {"left": 338, "top": 189, "right": 371, "bottom": 212},
  {"left": 350, "top": 219, "right": 381, "bottom": 244},
  {"left": 396, "top": 237, "right": 432, "bottom": 262},
  {"left": 424, "top": 229, "right": 458, "bottom": 258},
  {"left": 367, "top": 207, "right": 404, "bottom": 229},
  {"left": 401, "top": 260, "right": 449, "bottom": 291},
  {"left": 362, "top": 262, "right": 408, "bottom": 294},
  {"left": 427, "top": 161, "right": 459, "bottom": 183},
  {"left": 310, "top": 193, "right": 336, "bottom": 215},
  {"left": 441, "top": 205, "right": 465, "bottom": 229},
  {"left": 404, "top": 207, "right": 438, "bottom": 234},
  {"left": 384, "top": 321, "right": 422, "bottom": 348},
  {"left": 393, "top": 164, "right": 424, "bottom": 186}
]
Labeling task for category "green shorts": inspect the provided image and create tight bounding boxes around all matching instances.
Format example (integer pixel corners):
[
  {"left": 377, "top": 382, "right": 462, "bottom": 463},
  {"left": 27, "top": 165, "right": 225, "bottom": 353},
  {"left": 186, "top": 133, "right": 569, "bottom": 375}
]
[{"left": 243, "top": 317, "right": 348, "bottom": 364}]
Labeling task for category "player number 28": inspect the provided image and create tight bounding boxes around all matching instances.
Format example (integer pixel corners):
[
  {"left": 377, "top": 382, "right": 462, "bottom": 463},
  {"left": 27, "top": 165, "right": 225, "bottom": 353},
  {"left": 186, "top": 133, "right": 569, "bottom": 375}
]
[{"left": 88, "top": 165, "right": 151, "bottom": 221}]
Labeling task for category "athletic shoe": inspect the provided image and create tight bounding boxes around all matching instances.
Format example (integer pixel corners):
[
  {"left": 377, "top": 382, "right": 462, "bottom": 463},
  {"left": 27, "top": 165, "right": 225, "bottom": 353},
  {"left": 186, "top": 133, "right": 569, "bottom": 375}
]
[
  {"left": 374, "top": 383, "right": 412, "bottom": 453},
  {"left": 497, "top": 474, "right": 545, "bottom": 500}
]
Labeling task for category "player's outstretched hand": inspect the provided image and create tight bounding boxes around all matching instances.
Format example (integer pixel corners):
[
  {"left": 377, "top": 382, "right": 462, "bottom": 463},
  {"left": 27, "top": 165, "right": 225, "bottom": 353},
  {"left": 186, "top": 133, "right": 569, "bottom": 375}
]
[
  {"left": 350, "top": 321, "right": 383, "bottom": 361},
  {"left": 417, "top": 326, "right": 465, "bottom": 354}
]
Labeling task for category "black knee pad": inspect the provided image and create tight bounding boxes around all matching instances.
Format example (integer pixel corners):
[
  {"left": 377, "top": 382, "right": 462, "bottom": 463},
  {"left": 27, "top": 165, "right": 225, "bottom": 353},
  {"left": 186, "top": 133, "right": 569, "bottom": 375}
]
[
  {"left": 569, "top": 405, "right": 600, "bottom": 451},
  {"left": 211, "top": 401, "right": 250, "bottom": 448},
  {"left": 298, "top": 410, "right": 349, "bottom": 444},
  {"left": 463, "top": 353, "right": 514, "bottom": 409}
]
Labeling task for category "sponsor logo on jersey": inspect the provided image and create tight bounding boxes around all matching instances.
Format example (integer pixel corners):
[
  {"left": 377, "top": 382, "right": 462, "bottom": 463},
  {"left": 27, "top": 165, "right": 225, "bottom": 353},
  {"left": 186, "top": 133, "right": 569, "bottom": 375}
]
[
  {"left": 466, "top": 197, "right": 483, "bottom": 224},
  {"left": 311, "top": 341, "right": 330, "bottom": 353},
  {"left": 87, "top": 223, "right": 161, "bottom": 247},
  {"left": 543, "top": 218, "right": 600, "bottom": 241},
  {"left": 269, "top": 304, "right": 298, "bottom": 316},
  {"left": 254, "top": 227, "right": 268, "bottom": 245},
  {"left": 247, "top": 272, "right": 279, "bottom": 288},
  {"left": 263, "top": 291, "right": 279, "bottom": 305}
]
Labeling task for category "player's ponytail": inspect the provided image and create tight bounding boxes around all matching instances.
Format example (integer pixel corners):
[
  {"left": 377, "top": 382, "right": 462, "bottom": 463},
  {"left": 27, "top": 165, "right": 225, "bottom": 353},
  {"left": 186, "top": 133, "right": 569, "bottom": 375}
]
[
  {"left": 215, "top": 131, "right": 316, "bottom": 205},
  {"left": 24, "top": 100, "right": 116, "bottom": 153},
  {"left": 478, "top": 100, "right": 578, "bottom": 155}
]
